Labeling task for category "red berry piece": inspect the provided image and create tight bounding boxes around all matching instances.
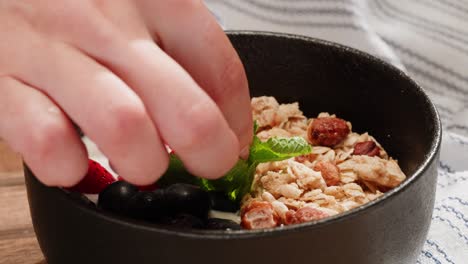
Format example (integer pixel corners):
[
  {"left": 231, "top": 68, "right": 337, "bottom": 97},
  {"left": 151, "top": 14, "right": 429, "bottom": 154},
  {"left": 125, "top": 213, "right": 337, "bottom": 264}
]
[
  {"left": 307, "top": 117, "right": 350, "bottom": 147},
  {"left": 241, "top": 201, "right": 279, "bottom": 229},
  {"left": 66, "top": 159, "right": 116, "bottom": 194},
  {"left": 284, "top": 207, "right": 329, "bottom": 225},
  {"left": 353, "top": 141, "right": 381, "bottom": 157}
]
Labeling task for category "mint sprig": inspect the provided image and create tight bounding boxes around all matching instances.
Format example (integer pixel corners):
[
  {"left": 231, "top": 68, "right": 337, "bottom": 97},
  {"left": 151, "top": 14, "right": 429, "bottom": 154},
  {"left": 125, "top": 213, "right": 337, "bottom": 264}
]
[
  {"left": 158, "top": 127, "right": 311, "bottom": 202},
  {"left": 249, "top": 136, "right": 312, "bottom": 164}
]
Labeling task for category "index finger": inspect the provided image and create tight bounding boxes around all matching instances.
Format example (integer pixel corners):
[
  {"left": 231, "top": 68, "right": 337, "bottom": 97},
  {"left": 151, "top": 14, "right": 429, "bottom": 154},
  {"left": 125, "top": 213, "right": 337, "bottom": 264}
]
[{"left": 139, "top": 0, "right": 253, "bottom": 154}]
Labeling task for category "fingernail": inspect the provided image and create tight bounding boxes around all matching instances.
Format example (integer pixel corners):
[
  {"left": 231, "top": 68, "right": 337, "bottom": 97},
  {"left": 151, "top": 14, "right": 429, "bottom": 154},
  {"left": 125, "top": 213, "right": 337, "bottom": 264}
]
[{"left": 240, "top": 145, "right": 250, "bottom": 160}]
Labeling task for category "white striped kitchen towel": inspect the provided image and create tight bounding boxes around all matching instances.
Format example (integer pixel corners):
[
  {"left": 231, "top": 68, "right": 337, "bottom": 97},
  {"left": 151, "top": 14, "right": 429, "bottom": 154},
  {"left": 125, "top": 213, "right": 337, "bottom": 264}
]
[{"left": 205, "top": 0, "right": 468, "bottom": 263}]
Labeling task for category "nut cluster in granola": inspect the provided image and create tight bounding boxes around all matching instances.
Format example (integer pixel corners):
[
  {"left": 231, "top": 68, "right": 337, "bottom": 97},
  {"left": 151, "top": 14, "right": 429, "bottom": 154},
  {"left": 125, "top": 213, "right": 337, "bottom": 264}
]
[{"left": 241, "top": 96, "right": 406, "bottom": 229}]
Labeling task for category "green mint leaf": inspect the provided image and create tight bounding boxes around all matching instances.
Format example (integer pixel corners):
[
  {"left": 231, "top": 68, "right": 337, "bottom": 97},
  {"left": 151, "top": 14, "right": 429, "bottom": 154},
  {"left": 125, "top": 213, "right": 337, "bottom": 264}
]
[
  {"left": 158, "top": 132, "right": 312, "bottom": 203},
  {"left": 249, "top": 136, "right": 312, "bottom": 163},
  {"left": 199, "top": 159, "right": 253, "bottom": 201},
  {"left": 158, "top": 155, "right": 253, "bottom": 202},
  {"left": 157, "top": 154, "right": 201, "bottom": 187},
  {"left": 253, "top": 120, "right": 259, "bottom": 134}
]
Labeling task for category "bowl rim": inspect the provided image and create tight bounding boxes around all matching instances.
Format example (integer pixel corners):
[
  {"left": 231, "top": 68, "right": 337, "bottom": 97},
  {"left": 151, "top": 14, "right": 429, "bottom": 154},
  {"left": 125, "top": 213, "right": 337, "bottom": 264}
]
[{"left": 28, "top": 30, "right": 442, "bottom": 240}]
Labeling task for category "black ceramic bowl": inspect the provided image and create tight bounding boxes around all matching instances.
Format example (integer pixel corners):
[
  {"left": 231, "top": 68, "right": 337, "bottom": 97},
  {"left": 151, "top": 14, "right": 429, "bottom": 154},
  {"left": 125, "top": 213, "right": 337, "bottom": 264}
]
[{"left": 25, "top": 31, "right": 441, "bottom": 264}]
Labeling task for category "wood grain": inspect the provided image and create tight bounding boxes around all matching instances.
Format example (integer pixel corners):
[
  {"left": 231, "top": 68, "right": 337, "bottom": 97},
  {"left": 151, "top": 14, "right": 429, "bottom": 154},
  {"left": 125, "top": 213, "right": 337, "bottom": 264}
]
[
  {"left": 0, "top": 236, "right": 43, "bottom": 264},
  {"left": 0, "top": 142, "right": 23, "bottom": 173},
  {"left": 0, "top": 140, "right": 45, "bottom": 263},
  {"left": 0, "top": 185, "right": 33, "bottom": 232}
]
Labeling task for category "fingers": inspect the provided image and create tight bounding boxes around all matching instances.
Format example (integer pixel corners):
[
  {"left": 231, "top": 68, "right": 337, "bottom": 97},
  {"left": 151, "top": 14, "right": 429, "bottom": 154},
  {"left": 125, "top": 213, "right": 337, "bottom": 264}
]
[
  {"left": 139, "top": 0, "right": 253, "bottom": 152},
  {"left": 112, "top": 41, "right": 240, "bottom": 179},
  {"left": 0, "top": 76, "right": 87, "bottom": 187},
  {"left": 65, "top": 10, "right": 239, "bottom": 178},
  {"left": 13, "top": 39, "right": 169, "bottom": 185},
  {"left": 2, "top": 1, "right": 245, "bottom": 181}
]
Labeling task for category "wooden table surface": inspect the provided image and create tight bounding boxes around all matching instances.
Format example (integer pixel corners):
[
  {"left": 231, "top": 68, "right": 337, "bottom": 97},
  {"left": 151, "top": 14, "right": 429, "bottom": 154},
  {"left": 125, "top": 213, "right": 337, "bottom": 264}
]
[{"left": 0, "top": 140, "right": 45, "bottom": 263}]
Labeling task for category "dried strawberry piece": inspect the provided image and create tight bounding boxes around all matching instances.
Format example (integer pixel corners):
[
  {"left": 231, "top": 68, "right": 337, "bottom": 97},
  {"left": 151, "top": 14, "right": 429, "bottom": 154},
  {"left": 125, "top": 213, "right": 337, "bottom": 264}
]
[
  {"left": 241, "top": 201, "right": 280, "bottom": 229},
  {"left": 307, "top": 117, "right": 350, "bottom": 147},
  {"left": 284, "top": 207, "right": 329, "bottom": 225},
  {"left": 353, "top": 141, "right": 380, "bottom": 157},
  {"left": 66, "top": 159, "right": 116, "bottom": 194}
]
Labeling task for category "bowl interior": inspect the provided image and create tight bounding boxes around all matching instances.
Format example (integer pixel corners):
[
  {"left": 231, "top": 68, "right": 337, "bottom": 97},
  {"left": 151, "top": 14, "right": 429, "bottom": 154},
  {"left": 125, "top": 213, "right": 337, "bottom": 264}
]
[
  {"left": 28, "top": 31, "right": 441, "bottom": 239},
  {"left": 229, "top": 31, "right": 439, "bottom": 176}
]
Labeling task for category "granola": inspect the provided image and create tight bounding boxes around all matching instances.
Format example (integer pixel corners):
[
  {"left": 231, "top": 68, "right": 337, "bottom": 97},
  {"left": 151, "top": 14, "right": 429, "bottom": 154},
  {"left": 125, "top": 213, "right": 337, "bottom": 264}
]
[{"left": 241, "top": 97, "right": 406, "bottom": 229}]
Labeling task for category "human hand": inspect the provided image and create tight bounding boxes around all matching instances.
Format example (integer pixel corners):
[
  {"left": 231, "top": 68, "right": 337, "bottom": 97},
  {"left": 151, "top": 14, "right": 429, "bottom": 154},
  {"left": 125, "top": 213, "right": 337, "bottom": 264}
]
[{"left": 0, "top": 0, "right": 252, "bottom": 187}]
